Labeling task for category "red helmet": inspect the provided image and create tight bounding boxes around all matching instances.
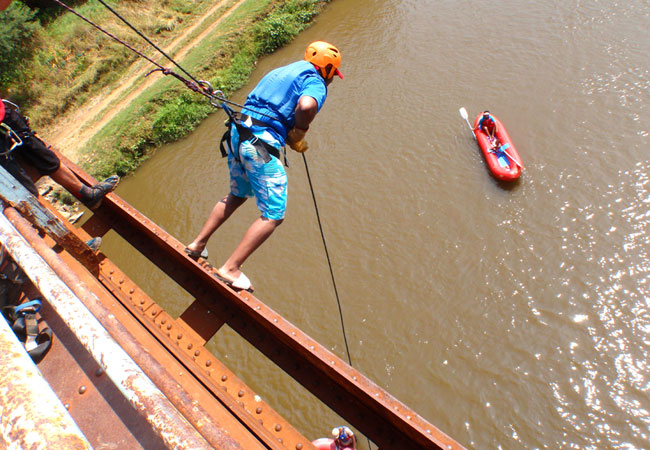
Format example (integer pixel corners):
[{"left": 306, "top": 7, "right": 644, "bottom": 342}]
[{"left": 305, "top": 41, "right": 343, "bottom": 80}]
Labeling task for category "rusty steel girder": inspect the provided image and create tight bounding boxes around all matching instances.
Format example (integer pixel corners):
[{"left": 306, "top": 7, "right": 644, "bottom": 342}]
[
  {"left": 2, "top": 205, "right": 262, "bottom": 450},
  {"left": 54, "top": 156, "right": 463, "bottom": 449},
  {"left": 0, "top": 208, "right": 218, "bottom": 450},
  {"left": 0, "top": 287, "right": 92, "bottom": 450}
]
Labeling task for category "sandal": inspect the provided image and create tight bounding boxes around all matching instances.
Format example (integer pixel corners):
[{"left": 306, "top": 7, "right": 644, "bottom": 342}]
[
  {"left": 214, "top": 270, "right": 254, "bottom": 292},
  {"left": 184, "top": 247, "right": 209, "bottom": 260}
]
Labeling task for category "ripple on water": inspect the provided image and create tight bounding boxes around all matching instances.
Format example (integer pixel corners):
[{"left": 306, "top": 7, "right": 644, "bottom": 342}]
[{"left": 549, "top": 161, "right": 650, "bottom": 448}]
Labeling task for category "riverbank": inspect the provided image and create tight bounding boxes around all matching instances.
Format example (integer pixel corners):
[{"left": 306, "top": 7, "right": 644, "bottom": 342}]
[{"left": 3, "top": 0, "right": 330, "bottom": 204}]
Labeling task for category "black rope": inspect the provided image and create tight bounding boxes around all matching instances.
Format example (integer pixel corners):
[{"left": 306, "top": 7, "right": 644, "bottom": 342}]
[
  {"left": 94, "top": 0, "right": 202, "bottom": 87},
  {"left": 52, "top": 0, "right": 284, "bottom": 124},
  {"left": 301, "top": 154, "right": 353, "bottom": 367},
  {"left": 302, "top": 154, "right": 373, "bottom": 450},
  {"left": 50, "top": 0, "right": 164, "bottom": 71}
]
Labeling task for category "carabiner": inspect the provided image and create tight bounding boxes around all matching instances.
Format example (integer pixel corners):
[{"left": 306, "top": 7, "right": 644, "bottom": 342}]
[{"left": 0, "top": 123, "right": 23, "bottom": 155}]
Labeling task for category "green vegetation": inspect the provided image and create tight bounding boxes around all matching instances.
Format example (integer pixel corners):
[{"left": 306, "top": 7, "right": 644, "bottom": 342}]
[
  {"left": 1, "top": 0, "right": 330, "bottom": 178},
  {"left": 0, "top": 3, "right": 39, "bottom": 88}
]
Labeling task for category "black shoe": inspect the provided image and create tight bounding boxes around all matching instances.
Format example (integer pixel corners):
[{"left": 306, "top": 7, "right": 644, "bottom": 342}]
[{"left": 82, "top": 175, "right": 120, "bottom": 210}]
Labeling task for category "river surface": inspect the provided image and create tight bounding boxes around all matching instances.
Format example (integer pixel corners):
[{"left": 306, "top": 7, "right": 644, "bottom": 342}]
[{"left": 100, "top": 0, "right": 650, "bottom": 448}]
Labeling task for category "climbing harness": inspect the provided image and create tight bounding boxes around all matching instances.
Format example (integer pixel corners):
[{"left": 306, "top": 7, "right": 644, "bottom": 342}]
[
  {"left": 219, "top": 103, "right": 289, "bottom": 166},
  {"left": 0, "top": 253, "right": 53, "bottom": 363},
  {"left": 2, "top": 299, "right": 53, "bottom": 363}
]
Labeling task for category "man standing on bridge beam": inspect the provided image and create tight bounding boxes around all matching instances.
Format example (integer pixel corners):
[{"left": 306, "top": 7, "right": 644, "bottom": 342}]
[{"left": 185, "top": 41, "right": 343, "bottom": 292}]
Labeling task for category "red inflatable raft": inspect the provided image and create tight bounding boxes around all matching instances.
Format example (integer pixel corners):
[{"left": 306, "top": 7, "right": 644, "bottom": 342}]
[{"left": 473, "top": 113, "right": 522, "bottom": 181}]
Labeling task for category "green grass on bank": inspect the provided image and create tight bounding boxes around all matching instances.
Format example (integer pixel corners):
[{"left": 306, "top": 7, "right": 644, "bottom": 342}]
[{"left": 1, "top": 0, "right": 330, "bottom": 179}]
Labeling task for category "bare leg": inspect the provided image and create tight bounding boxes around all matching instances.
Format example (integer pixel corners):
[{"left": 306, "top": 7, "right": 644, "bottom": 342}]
[
  {"left": 186, "top": 193, "right": 247, "bottom": 253},
  {"left": 48, "top": 164, "right": 84, "bottom": 197},
  {"left": 218, "top": 216, "right": 283, "bottom": 281}
]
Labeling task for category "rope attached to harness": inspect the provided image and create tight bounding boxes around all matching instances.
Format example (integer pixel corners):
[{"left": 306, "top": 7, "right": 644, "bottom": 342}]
[{"left": 50, "top": 0, "right": 287, "bottom": 125}]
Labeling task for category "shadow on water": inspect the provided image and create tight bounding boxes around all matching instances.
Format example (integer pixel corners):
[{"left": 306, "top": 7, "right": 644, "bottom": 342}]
[{"left": 495, "top": 177, "right": 521, "bottom": 191}]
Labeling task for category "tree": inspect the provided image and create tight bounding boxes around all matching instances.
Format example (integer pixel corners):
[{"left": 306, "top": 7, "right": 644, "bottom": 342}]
[{"left": 0, "top": 2, "right": 39, "bottom": 90}]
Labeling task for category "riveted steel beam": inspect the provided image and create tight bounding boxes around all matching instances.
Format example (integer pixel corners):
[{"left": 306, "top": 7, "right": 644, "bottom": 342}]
[
  {"left": 0, "top": 208, "right": 216, "bottom": 450},
  {"left": 56, "top": 151, "right": 463, "bottom": 449},
  {"left": 0, "top": 283, "right": 93, "bottom": 450},
  {"left": 97, "top": 255, "right": 314, "bottom": 450}
]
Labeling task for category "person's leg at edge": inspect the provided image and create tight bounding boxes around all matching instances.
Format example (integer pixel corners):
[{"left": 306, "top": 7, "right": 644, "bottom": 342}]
[
  {"left": 49, "top": 163, "right": 119, "bottom": 208},
  {"left": 218, "top": 216, "right": 283, "bottom": 283},
  {"left": 49, "top": 164, "right": 84, "bottom": 195},
  {"left": 186, "top": 193, "right": 247, "bottom": 254}
]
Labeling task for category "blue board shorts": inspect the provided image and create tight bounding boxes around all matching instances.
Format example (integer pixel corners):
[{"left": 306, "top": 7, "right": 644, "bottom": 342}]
[{"left": 228, "top": 125, "right": 287, "bottom": 220}]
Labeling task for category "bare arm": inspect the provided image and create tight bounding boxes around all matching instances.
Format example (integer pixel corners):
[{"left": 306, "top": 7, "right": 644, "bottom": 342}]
[{"left": 293, "top": 96, "right": 318, "bottom": 130}]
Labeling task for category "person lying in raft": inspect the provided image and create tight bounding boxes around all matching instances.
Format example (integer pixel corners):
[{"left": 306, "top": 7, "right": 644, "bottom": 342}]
[
  {"left": 184, "top": 41, "right": 343, "bottom": 293},
  {"left": 0, "top": 98, "right": 120, "bottom": 210},
  {"left": 475, "top": 110, "right": 498, "bottom": 145}
]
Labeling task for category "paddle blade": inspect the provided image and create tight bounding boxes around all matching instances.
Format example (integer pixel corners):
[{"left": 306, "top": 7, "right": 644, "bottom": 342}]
[{"left": 459, "top": 107, "right": 468, "bottom": 120}]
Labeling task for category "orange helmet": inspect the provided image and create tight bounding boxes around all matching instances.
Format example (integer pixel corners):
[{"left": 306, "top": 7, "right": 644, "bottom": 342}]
[{"left": 305, "top": 41, "right": 343, "bottom": 80}]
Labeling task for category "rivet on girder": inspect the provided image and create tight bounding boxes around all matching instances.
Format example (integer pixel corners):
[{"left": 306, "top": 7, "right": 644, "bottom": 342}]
[
  {"left": 140, "top": 299, "right": 145, "bottom": 305},
  {"left": 177, "top": 333, "right": 183, "bottom": 340},
  {"left": 64, "top": 403, "right": 70, "bottom": 409},
  {"left": 166, "top": 324, "right": 172, "bottom": 330},
  {"left": 206, "top": 360, "right": 212, "bottom": 367},
  {"left": 296, "top": 444, "right": 303, "bottom": 450},
  {"left": 109, "top": 270, "right": 114, "bottom": 274},
  {"left": 275, "top": 424, "right": 282, "bottom": 432},
  {"left": 194, "top": 350, "right": 200, "bottom": 357},
  {"left": 278, "top": 438, "right": 283, "bottom": 444},
  {"left": 96, "top": 368, "right": 104, "bottom": 377},
  {"left": 187, "top": 343, "right": 193, "bottom": 350},
  {"left": 256, "top": 407, "right": 262, "bottom": 414},
  {"left": 221, "top": 375, "right": 228, "bottom": 382},
  {"left": 161, "top": 318, "right": 167, "bottom": 325},
  {"left": 119, "top": 279, "right": 124, "bottom": 284},
  {"left": 78, "top": 386, "right": 87, "bottom": 394},
  {"left": 129, "top": 288, "right": 134, "bottom": 294},
  {"left": 152, "top": 309, "right": 157, "bottom": 315},
  {"left": 238, "top": 390, "right": 245, "bottom": 397}
]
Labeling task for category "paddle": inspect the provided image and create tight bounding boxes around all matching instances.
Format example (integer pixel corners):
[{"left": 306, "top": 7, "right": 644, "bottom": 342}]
[{"left": 459, "top": 107, "right": 524, "bottom": 170}]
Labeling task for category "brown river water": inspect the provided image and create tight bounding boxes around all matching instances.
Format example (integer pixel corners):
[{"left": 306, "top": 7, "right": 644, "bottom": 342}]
[{"left": 99, "top": 0, "right": 650, "bottom": 448}]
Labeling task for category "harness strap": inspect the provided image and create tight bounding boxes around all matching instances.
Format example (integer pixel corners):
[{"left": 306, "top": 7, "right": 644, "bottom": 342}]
[
  {"left": 2, "top": 298, "right": 52, "bottom": 363},
  {"left": 219, "top": 104, "right": 287, "bottom": 165}
]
